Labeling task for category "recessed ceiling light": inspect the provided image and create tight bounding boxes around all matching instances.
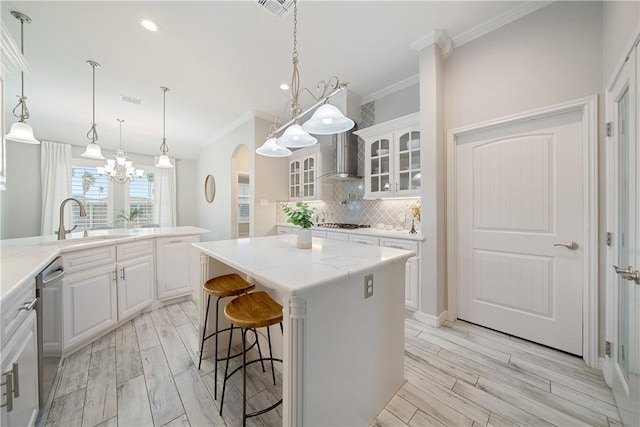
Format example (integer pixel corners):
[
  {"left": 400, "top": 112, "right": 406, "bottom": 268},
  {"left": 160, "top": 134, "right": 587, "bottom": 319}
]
[
  {"left": 140, "top": 19, "right": 158, "bottom": 32},
  {"left": 280, "top": 83, "right": 289, "bottom": 91}
]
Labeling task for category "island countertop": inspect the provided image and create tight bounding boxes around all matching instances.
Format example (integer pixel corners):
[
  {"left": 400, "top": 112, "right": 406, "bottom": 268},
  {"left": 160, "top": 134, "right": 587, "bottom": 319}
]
[{"left": 193, "top": 234, "right": 415, "bottom": 294}]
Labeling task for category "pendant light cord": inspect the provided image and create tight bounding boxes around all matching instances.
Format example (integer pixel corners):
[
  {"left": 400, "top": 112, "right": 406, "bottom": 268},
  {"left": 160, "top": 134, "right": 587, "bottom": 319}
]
[
  {"left": 159, "top": 86, "right": 170, "bottom": 155},
  {"left": 86, "top": 61, "right": 100, "bottom": 143},
  {"left": 289, "top": 0, "right": 301, "bottom": 117},
  {"left": 11, "top": 14, "right": 30, "bottom": 122}
]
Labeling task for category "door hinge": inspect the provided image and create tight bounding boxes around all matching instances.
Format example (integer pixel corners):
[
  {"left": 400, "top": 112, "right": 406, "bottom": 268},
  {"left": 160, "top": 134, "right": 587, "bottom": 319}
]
[
  {"left": 605, "top": 341, "right": 612, "bottom": 357},
  {"left": 606, "top": 232, "right": 612, "bottom": 246},
  {"left": 606, "top": 122, "right": 612, "bottom": 137}
]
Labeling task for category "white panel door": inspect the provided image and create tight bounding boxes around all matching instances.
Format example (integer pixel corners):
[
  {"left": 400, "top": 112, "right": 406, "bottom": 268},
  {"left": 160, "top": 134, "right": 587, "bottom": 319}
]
[
  {"left": 457, "top": 110, "right": 584, "bottom": 355},
  {"left": 609, "top": 45, "right": 640, "bottom": 427},
  {"left": 117, "top": 255, "right": 154, "bottom": 320}
]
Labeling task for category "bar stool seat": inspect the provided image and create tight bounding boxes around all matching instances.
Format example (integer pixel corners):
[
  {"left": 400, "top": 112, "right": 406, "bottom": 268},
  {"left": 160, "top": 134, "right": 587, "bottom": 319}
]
[
  {"left": 198, "top": 273, "right": 257, "bottom": 399},
  {"left": 220, "top": 291, "right": 283, "bottom": 426}
]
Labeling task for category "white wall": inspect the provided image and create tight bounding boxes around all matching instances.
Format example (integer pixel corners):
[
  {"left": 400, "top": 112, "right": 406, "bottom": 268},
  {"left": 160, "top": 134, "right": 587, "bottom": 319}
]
[
  {"left": 603, "top": 1, "right": 640, "bottom": 84},
  {"left": 375, "top": 83, "right": 420, "bottom": 124},
  {"left": 445, "top": 1, "right": 603, "bottom": 130},
  {"left": 176, "top": 158, "right": 197, "bottom": 226},
  {"left": 0, "top": 141, "right": 41, "bottom": 239}
]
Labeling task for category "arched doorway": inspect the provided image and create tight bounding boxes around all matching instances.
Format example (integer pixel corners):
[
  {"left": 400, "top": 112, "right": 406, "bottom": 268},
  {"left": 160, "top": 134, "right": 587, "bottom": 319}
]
[{"left": 231, "top": 144, "right": 250, "bottom": 238}]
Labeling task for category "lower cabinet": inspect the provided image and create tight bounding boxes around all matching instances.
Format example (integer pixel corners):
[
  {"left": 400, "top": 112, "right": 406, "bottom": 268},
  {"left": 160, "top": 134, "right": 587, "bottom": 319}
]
[
  {"left": 0, "top": 311, "right": 39, "bottom": 427},
  {"left": 117, "top": 254, "right": 154, "bottom": 320},
  {"left": 63, "top": 264, "right": 118, "bottom": 351},
  {"left": 380, "top": 238, "right": 420, "bottom": 310},
  {"left": 156, "top": 236, "right": 198, "bottom": 301}
]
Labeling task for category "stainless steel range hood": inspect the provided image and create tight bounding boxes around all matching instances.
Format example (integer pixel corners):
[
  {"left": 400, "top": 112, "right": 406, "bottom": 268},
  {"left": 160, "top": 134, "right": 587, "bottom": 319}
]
[{"left": 324, "top": 127, "right": 361, "bottom": 180}]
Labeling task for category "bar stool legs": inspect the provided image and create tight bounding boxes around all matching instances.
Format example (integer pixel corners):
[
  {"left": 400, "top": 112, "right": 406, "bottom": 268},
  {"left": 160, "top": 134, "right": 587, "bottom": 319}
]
[{"left": 219, "top": 323, "right": 283, "bottom": 425}]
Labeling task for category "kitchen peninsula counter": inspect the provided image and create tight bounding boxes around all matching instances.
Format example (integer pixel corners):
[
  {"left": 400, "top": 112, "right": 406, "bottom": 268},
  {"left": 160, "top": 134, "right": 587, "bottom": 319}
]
[
  {"left": 1, "top": 226, "right": 208, "bottom": 299},
  {"left": 194, "top": 234, "right": 414, "bottom": 426}
]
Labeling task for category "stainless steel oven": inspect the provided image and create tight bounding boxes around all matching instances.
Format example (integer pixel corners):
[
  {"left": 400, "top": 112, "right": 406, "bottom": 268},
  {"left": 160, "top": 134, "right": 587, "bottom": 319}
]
[{"left": 34, "top": 256, "right": 64, "bottom": 410}]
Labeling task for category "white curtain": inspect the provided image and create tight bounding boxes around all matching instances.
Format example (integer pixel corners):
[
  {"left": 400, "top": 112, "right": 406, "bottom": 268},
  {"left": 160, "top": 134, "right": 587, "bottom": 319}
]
[
  {"left": 41, "top": 140, "right": 72, "bottom": 235},
  {"left": 153, "top": 157, "right": 177, "bottom": 227}
]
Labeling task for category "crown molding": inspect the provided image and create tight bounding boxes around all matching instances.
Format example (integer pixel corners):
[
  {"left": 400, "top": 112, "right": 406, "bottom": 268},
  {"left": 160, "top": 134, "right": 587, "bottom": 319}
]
[
  {"left": 411, "top": 29, "right": 453, "bottom": 58},
  {"left": 201, "top": 110, "right": 275, "bottom": 148},
  {"left": 1, "top": 20, "right": 30, "bottom": 75},
  {"left": 361, "top": 74, "right": 420, "bottom": 105},
  {"left": 452, "top": 1, "right": 553, "bottom": 48}
]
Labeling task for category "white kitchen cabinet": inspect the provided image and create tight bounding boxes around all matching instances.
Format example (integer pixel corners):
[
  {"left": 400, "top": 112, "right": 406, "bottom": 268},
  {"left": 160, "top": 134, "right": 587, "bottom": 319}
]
[
  {"left": 380, "top": 238, "right": 420, "bottom": 310},
  {"left": 326, "top": 232, "right": 348, "bottom": 242},
  {"left": 287, "top": 140, "right": 333, "bottom": 201},
  {"left": 355, "top": 112, "right": 421, "bottom": 199},
  {"left": 1, "top": 311, "right": 38, "bottom": 427},
  {"left": 116, "top": 240, "right": 154, "bottom": 320},
  {"left": 311, "top": 230, "right": 327, "bottom": 239},
  {"left": 117, "top": 255, "right": 154, "bottom": 320},
  {"left": 349, "top": 235, "right": 380, "bottom": 246},
  {"left": 277, "top": 226, "right": 292, "bottom": 235},
  {"left": 156, "top": 236, "right": 198, "bottom": 301},
  {"left": 63, "top": 263, "right": 117, "bottom": 351}
]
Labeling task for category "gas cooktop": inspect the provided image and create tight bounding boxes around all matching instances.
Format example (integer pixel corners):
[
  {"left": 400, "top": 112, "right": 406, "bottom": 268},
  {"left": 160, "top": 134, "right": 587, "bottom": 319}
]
[{"left": 317, "top": 223, "right": 371, "bottom": 230}]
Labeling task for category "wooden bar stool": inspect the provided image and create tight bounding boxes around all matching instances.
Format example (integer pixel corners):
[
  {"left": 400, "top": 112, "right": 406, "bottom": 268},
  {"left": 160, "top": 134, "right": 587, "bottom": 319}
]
[
  {"left": 199, "top": 273, "right": 259, "bottom": 399},
  {"left": 219, "top": 291, "right": 284, "bottom": 426}
]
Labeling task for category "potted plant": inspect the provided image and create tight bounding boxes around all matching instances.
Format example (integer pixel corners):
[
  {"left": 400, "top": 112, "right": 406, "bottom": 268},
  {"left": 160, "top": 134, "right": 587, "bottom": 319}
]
[
  {"left": 116, "top": 208, "right": 142, "bottom": 229},
  {"left": 282, "top": 202, "right": 315, "bottom": 249}
]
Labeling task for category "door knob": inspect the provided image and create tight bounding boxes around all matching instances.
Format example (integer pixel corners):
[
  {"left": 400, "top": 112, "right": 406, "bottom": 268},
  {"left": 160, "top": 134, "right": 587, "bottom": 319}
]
[
  {"left": 553, "top": 241, "right": 579, "bottom": 250},
  {"left": 613, "top": 265, "right": 640, "bottom": 285}
]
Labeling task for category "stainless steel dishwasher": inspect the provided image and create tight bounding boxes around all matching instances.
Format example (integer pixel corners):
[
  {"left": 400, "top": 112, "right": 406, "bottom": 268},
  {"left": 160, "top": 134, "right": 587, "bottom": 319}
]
[{"left": 35, "top": 256, "right": 64, "bottom": 410}]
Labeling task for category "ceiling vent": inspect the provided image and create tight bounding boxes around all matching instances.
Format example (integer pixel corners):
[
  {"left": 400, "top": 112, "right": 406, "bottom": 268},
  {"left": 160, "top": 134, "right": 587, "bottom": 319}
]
[
  {"left": 257, "top": 0, "right": 294, "bottom": 20},
  {"left": 120, "top": 95, "right": 142, "bottom": 106}
]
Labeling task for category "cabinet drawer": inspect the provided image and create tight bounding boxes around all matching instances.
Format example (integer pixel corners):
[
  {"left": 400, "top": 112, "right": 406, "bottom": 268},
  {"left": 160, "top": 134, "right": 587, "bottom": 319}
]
[
  {"left": 311, "top": 230, "right": 327, "bottom": 239},
  {"left": 63, "top": 245, "right": 116, "bottom": 275},
  {"left": 117, "top": 239, "right": 154, "bottom": 261},
  {"left": 276, "top": 226, "right": 291, "bottom": 235},
  {"left": 349, "top": 235, "right": 380, "bottom": 246},
  {"left": 379, "top": 238, "right": 419, "bottom": 255},
  {"left": 326, "top": 232, "right": 348, "bottom": 242},
  {"left": 1, "top": 278, "right": 36, "bottom": 347}
]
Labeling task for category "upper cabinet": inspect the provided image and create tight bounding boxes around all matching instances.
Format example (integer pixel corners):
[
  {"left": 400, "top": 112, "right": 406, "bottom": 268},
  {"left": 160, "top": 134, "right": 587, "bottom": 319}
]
[
  {"left": 355, "top": 113, "right": 421, "bottom": 199},
  {"left": 288, "top": 137, "right": 333, "bottom": 201}
]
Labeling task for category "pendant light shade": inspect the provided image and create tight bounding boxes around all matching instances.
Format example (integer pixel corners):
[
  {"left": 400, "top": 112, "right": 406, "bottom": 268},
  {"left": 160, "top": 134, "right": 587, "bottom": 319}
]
[
  {"left": 155, "top": 86, "right": 174, "bottom": 168},
  {"left": 5, "top": 11, "right": 39, "bottom": 144},
  {"left": 302, "top": 103, "right": 355, "bottom": 135},
  {"left": 6, "top": 122, "right": 39, "bottom": 144},
  {"left": 256, "top": 137, "right": 292, "bottom": 157},
  {"left": 276, "top": 123, "right": 317, "bottom": 148},
  {"left": 81, "top": 60, "right": 105, "bottom": 160}
]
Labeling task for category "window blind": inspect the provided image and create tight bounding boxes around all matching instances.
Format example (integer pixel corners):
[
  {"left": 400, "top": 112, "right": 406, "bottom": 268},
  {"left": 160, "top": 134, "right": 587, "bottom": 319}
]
[{"left": 71, "top": 166, "right": 109, "bottom": 229}]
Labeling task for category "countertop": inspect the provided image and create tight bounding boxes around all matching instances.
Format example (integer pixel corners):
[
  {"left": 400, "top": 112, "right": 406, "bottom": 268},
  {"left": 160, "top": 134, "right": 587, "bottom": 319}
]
[
  {"left": 1, "top": 226, "right": 209, "bottom": 299},
  {"left": 276, "top": 223, "right": 426, "bottom": 241},
  {"left": 194, "top": 234, "right": 414, "bottom": 294}
]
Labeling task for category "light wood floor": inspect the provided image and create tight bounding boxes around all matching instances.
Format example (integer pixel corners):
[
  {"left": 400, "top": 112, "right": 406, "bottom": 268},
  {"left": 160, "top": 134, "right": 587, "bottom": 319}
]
[{"left": 44, "top": 301, "right": 620, "bottom": 427}]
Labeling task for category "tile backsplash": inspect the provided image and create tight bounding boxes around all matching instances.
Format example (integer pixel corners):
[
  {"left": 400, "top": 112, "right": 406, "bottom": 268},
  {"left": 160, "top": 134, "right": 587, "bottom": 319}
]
[{"left": 276, "top": 101, "right": 421, "bottom": 232}]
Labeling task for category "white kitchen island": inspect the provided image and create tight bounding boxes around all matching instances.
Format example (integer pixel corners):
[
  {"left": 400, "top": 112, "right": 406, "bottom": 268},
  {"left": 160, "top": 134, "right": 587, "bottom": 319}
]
[{"left": 194, "top": 234, "right": 414, "bottom": 427}]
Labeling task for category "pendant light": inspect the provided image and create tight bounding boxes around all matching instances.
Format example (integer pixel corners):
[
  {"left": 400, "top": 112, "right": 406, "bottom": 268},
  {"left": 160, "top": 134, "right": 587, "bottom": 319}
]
[
  {"left": 96, "top": 119, "right": 144, "bottom": 184},
  {"left": 155, "top": 86, "right": 173, "bottom": 168},
  {"left": 81, "top": 60, "right": 105, "bottom": 159},
  {"left": 302, "top": 103, "right": 355, "bottom": 135},
  {"left": 256, "top": 0, "right": 353, "bottom": 156},
  {"left": 256, "top": 137, "right": 292, "bottom": 157},
  {"left": 5, "top": 11, "right": 39, "bottom": 144}
]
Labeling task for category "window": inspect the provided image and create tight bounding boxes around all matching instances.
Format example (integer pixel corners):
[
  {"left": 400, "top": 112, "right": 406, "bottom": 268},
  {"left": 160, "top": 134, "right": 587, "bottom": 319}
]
[
  {"left": 71, "top": 166, "right": 110, "bottom": 229},
  {"left": 128, "top": 172, "right": 155, "bottom": 226},
  {"left": 71, "top": 161, "right": 155, "bottom": 229}
]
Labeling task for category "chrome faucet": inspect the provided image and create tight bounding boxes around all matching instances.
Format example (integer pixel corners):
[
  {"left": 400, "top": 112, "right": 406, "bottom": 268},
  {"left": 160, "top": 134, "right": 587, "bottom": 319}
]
[{"left": 58, "top": 198, "right": 87, "bottom": 240}]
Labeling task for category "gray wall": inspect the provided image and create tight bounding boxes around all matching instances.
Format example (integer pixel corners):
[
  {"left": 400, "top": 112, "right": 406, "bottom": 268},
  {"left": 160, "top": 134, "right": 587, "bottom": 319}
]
[{"left": 0, "top": 141, "right": 42, "bottom": 239}]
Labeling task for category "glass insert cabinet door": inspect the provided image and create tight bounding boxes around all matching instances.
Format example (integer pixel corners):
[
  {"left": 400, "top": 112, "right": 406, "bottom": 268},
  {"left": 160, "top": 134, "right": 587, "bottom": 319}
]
[
  {"left": 302, "top": 155, "right": 316, "bottom": 198},
  {"left": 289, "top": 160, "right": 300, "bottom": 199},
  {"left": 369, "top": 138, "right": 391, "bottom": 194},
  {"left": 396, "top": 130, "right": 421, "bottom": 193}
]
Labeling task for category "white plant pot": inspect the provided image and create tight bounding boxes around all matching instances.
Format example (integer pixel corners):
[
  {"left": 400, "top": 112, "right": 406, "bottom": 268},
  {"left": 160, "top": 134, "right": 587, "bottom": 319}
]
[{"left": 297, "top": 228, "right": 312, "bottom": 249}]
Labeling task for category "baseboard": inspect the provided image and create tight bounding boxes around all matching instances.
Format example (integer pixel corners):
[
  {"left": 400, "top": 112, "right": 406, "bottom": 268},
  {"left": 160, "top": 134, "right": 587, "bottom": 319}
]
[
  {"left": 601, "top": 356, "right": 612, "bottom": 386},
  {"left": 413, "top": 310, "right": 448, "bottom": 327}
]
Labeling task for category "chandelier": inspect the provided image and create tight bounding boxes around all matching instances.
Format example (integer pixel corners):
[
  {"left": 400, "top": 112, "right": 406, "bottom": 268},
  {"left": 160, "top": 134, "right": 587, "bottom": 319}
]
[
  {"left": 96, "top": 119, "right": 144, "bottom": 184},
  {"left": 255, "top": 0, "right": 354, "bottom": 158},
  {"left": 5, "top": 11, "right": 39, "bottom": 144}
]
